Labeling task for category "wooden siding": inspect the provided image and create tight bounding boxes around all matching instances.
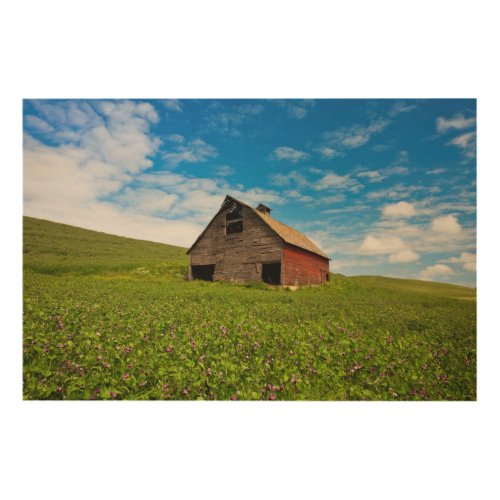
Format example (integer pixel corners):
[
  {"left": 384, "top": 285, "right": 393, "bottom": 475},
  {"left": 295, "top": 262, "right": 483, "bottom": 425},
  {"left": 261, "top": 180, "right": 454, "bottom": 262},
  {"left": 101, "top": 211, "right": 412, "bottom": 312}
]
[
  {"left": 282, "top": 243, "right": 330, "bottom": 285},
  {"left": 190, "top": 205, "right": 283, "bottom": 282}
]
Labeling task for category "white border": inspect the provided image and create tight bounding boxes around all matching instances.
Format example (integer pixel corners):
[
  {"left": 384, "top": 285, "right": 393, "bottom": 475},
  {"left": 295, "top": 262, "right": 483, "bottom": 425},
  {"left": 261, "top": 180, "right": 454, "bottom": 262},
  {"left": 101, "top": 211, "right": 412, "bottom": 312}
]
[{"left": 3, "top": 1, "right": 498, "bottom": 499}]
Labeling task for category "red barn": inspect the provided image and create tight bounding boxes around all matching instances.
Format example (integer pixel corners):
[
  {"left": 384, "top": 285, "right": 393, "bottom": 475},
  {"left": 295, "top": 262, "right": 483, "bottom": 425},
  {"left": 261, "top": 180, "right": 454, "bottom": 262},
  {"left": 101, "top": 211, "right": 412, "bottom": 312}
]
[{"left": 187, "top": 195, "right": 331, "bottom": 285}]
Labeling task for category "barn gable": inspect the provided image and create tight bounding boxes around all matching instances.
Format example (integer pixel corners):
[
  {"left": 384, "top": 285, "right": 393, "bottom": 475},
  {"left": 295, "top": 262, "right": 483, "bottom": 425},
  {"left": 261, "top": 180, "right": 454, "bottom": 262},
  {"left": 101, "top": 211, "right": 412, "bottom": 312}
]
[{"left": 188, "top": 197, "right": 283, "bottom": 282}]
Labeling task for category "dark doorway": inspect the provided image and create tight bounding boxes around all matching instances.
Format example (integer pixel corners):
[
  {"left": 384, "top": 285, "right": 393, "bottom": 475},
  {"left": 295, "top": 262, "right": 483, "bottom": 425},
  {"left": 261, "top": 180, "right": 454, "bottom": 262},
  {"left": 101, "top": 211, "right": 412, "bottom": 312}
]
[
  {"left": 262, "top": 262, "right": 281, "bottom": 285},
  {"left": 191, "top": 264, "right": 215, "bottom": 281}
]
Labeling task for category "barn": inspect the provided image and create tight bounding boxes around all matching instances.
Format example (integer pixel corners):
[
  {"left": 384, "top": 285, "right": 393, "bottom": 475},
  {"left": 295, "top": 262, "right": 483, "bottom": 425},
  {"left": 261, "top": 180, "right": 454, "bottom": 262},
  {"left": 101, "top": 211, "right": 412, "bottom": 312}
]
[{"left": 187, "top": 195, "right": 331, "bottom": 285}]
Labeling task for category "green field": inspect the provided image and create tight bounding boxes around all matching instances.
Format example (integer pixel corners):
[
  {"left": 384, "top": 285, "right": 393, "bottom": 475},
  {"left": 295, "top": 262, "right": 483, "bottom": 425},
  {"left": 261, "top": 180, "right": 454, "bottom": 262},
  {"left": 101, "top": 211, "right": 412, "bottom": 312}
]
[{"left": 23, "top": 216, "right": 476, "bottom": 400}]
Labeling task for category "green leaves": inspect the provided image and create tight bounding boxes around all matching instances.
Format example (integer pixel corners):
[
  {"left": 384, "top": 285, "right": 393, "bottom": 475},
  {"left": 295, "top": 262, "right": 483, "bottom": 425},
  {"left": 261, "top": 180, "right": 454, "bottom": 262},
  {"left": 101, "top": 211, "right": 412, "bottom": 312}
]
[{"left": 23, "top": 267, "right": 476, "bottom": 401}]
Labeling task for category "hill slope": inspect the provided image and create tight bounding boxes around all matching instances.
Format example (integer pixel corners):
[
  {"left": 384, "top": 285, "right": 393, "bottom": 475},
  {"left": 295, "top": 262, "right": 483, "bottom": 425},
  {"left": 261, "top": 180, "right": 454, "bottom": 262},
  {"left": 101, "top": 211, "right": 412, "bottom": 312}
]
[
  {"left": 23, "top": 216, "right": 189, "bottom": 275},
  {"left": 349, "top": 275, "right": 475, "bottom": 300}
]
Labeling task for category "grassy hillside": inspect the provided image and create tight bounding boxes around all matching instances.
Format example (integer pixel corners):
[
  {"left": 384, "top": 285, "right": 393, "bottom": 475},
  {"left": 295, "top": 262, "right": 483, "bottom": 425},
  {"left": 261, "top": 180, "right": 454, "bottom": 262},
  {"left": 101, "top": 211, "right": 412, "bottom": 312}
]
[
  {"left": 349, "top": 275, "right": 476, "bottom": 300},
  {"left": 23, "top": 216, "right": 188, "bottom": 276},
  {"left": 23, "top": 217, "right": 476, "bottom": 401}
]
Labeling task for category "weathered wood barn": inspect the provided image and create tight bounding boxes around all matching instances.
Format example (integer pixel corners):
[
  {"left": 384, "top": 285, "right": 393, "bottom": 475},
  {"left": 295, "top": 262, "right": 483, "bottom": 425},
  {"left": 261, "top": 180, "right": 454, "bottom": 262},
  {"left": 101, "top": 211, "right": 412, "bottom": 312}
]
[{"left": 187, "top": 195, "right": 331, "bottom": 285}]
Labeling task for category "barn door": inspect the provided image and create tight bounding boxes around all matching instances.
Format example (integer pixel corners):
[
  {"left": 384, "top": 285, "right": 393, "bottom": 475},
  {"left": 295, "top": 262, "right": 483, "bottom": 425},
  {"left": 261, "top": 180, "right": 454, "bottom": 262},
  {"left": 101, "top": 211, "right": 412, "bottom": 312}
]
[
  {"left": 262, "top": 262, "right": 281, "bottom": 285},
  {"left": 191, "top": 264, "right": 215, "bottom": 281}
]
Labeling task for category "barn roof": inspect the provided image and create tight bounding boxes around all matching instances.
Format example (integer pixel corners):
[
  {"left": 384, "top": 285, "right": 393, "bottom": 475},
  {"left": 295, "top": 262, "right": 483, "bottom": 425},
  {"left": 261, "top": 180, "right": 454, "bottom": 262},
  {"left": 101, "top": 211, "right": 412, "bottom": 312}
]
[
  {"left": 252, "top": 206, "right": 330, "bottom": 260},
  {"left": 187, "top": 195, "right": 331, "bottom": 260}
]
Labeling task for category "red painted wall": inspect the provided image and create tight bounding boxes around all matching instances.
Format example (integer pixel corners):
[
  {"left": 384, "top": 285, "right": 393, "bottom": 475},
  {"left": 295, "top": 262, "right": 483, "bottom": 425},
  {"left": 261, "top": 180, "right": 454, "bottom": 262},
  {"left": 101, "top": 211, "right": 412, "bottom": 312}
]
[{"left": 282, "top": 244, "right": 330, "bottom": 285}]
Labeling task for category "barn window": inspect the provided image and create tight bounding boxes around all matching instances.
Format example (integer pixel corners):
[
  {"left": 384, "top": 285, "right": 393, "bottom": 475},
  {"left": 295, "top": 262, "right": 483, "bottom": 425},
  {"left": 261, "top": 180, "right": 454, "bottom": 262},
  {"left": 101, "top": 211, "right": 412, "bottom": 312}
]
[
  {"left": 225, "top": 201, "right": 243, "bottom": 234},
  {"left": 226, "top": 220, "right": 243, "bottom": 234}
]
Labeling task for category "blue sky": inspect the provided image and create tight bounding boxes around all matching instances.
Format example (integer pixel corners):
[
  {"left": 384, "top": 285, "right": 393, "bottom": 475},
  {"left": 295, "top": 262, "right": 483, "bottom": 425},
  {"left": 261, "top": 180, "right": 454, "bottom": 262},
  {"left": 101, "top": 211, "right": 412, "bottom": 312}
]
[{"left": 23, "top": 99, "right": 476, "bottom": 285}]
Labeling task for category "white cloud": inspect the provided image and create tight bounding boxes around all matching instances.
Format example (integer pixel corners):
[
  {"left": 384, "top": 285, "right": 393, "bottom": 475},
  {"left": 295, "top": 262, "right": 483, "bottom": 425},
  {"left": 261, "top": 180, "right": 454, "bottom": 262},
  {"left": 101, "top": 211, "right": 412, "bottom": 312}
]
[
  {"left": 269, "top": 170, "right": 308, "bottom": 187},
  {"left": 215, "top": 165, "right": 235, "bottom": 177},
  {"left": 322, "top": 118, "right": 390, "bottom": 149},
  {"left": 444, "top": 252, "right": 476, "bottom": 272},
  {"left": 436, "top": 113, "right": 475, "bottom": 133},
  {"left": 278, "top": 99, "right": 315, "bottom": 119},
  {"left": 138, "top": 170, "right": 284, "bottom": 220},
  {"left": 366, "top": 183, "right": 427, "bottom": 200},
  {"left": 372, "top": 144, "right": 391, "bottom": 152},
  {"left": 314, "top": 172, "right": 361, "bottom": 192},
  {"left": 388, "top": 101, "right": 418, "bottom": 116},
  {"left": 203, "top": 102, "right": 264, "bottom": 136},
  {"left": 419, "top": 200, "right": 476, "bottom": 216},
  {"left": 114, "top": 188, "right": 178, "bottom": 214},
  {"left": 314, "top": 146, "right": 341, "bottom": 159},
  {"left": 396, "top": 150, "right": 409, "bottom": 163},
  {"left": 359, "top": 235, "right": 408, "bottom": 255},
  {"left": 370, "top": 217, "right": 475, "bottom": 256},
  {"left": 308, "top": 167, "right": 324, "bottom": 175},
  {"left": 420, "top": 264, "right": 454, "bottom": 281},
  {"left": 162, "top": 99, "right": 183, "bottom": 112},
  {"left": 236, "top": 103, "right": 264, "bottom": 116},
  {"left": 426, "top": 168, "right": 446, "bottom": 175},
  {"left": 315, "top": 194, "right": 346, "bottom": 204},
  {"left": 31, "top": 100, "right": 104, "bottom": 131},
  {"left": 329, "top": 256, "right": 378, "bottom": 274},
  {"left": 271, "top": 146, "right": 309, "bottom": 163},
  {"left": 431, "top": 214, "right": 462, "bottom": 235},
  {"left": 24, "top": 115, "right": 54, "bottom": 133},
  {"left": 357, "top": 170, "right": 385, "bottom": 183},
  {"left": 283, "top": 190, "right": 314, "bottom": 203},
  {"left": 382, "top": 201, "right": 417, "bottom": 218},
  {"left": 321, "top": 204, "right": 369, "bottom": 215},
  {"left": 167, "top": 134, "right": 184, "bottom": 143},
  {"left": 163, "top": 138, "right": 218, "bottom": 166},
  {"left": 377, "top": 151, "right": 410, "bottom": 177},
  {"left": 384, "top": 166, "right": 409, "bottom": 175},
  {"left": 24, "top": 101, "right": 161, "bottom": 205},
  {"left": 448, "top": 131, "right": 476, "bottom": 160},
  {"left": 389, "top": 249, "right": 420, "bottom": 263},
  {"left": 367, "top": 187, "right": 402, "bottom": 200}
]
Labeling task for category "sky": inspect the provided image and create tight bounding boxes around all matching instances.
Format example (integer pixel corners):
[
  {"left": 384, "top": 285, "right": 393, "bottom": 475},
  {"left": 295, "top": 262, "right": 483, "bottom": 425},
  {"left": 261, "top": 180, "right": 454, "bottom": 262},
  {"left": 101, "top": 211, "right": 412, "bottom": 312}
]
[{"left": 23, "top": 99, "right": 476, "bottom": 286}]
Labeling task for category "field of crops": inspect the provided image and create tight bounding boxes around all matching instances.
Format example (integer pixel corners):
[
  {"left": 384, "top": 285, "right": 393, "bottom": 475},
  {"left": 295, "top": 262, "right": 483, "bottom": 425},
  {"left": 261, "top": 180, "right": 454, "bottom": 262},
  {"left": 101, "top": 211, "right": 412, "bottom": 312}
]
[{"left": 23, "top": 216, "right": 477, "bottom": 400}]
